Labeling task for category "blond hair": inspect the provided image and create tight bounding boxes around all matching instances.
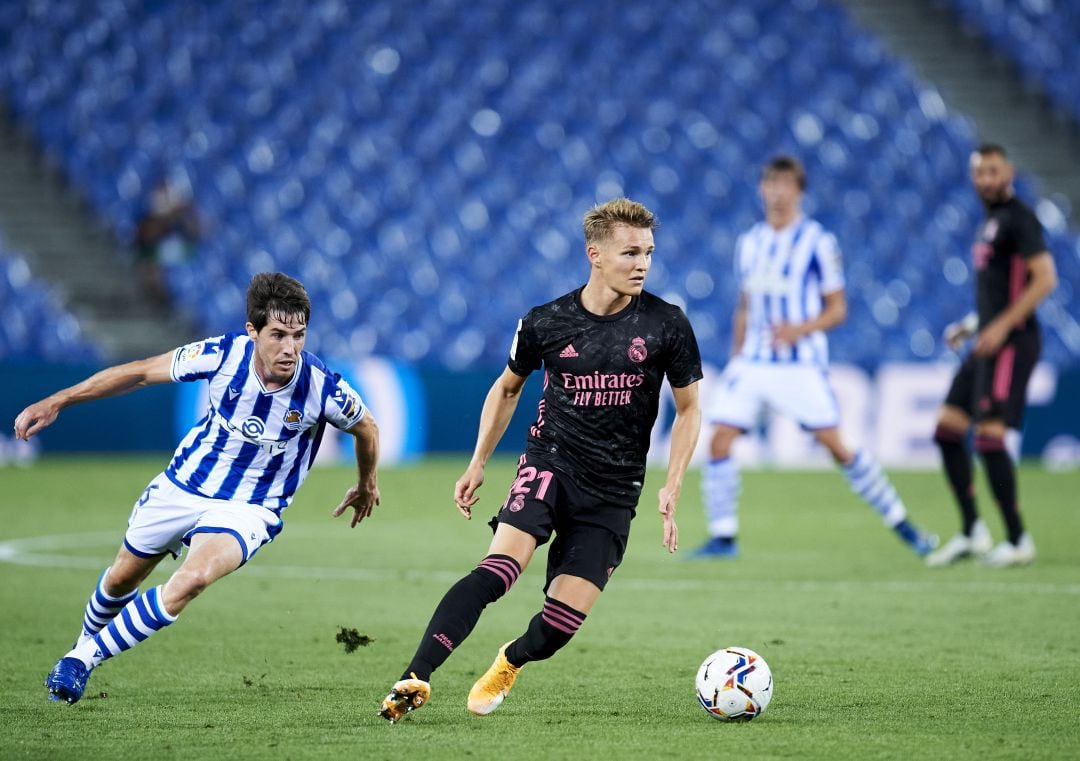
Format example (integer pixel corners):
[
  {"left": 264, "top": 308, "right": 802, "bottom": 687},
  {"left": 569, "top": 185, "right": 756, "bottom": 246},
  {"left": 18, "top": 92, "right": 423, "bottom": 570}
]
[{"left": 583, "top": 197, "right": 658, "bottom": 244}]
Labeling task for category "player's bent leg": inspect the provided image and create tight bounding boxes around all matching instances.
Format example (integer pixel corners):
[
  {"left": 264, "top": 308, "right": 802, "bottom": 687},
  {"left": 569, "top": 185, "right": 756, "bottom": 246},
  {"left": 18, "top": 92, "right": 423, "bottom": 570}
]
[
  {"left": 48, "top": 548, "right": 166, "bottom": 703},
  {"left": 382, "top": 524, "right": 537, "bottom": 722},
  {"left": 160, "top": 531, "right": 246, "bottom": 616},
  {"left": 74, "top": 547, "right": 164, "bottom": 650},
  {"left": 692, "top": 424, "right": 743, "bottom": 559},
  {"left": 48, "top": 533, "right": 243, "bottom": 704},
  {"left": 827, "top": 430, "right": 937, "bottom": 556},
  {"left": 469, "top": 575, "right": 599, "bottom": 716}
]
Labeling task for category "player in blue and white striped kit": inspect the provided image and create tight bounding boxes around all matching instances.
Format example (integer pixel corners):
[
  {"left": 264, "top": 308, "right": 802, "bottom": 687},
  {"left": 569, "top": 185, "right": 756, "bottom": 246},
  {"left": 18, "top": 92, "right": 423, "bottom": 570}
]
[
  {"left": 13, "top": 273, "right": 381, "bottom": 704},
  {"left": 691, "top": 156, "right": 935, "bottom": 559}
]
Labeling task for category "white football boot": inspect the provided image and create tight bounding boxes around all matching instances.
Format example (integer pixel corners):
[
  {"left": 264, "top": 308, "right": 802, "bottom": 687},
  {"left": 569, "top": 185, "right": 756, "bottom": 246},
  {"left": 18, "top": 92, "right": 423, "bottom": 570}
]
[
  {"left": 983, "top": 533, "right": 1036, "bottom": 568},
  {"left": 925, "top": 519, "right": 993, "bottom": 567}
]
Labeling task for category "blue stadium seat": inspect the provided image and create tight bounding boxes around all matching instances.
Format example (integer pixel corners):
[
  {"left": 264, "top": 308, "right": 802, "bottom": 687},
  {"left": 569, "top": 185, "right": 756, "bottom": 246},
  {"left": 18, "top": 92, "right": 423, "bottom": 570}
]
[
  {"left": 0, "top": 240, "right": 99, "bottom": 360},
  {"left": 0, "top": 0, "right": 1076, "bottom": 367}
]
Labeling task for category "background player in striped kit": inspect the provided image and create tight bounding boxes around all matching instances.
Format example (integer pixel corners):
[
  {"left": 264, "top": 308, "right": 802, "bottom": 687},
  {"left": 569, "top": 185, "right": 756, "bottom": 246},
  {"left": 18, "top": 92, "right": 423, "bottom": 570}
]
[
  {"left": 13, "top": 272, "right": 382, "bottom": 704},
  {"left": 690, "top": 155, "right": 935, "bottom": 559},
  {"left": 925, "top": 144, "right": 1057, "bottom": 568},
  {"left": 379, "top": 198, "right": 702, "bottom": 722}
]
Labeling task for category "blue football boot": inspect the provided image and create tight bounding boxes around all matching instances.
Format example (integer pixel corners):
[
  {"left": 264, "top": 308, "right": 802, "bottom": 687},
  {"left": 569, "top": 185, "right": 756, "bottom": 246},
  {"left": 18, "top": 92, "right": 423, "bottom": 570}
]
[
  {"left": 687, "top": 536, "right": 739, "bottom": 559},
  {"left": 893, "top": 519, "right": 938, "bottom": 557},
  {"left": 45, "top": 657, "right": 92, "bottom": 704}
]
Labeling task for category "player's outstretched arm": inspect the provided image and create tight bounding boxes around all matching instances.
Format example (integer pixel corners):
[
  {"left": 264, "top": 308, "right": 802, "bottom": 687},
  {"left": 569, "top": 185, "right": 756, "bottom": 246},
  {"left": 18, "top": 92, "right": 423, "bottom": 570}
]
[
  {"left": 454, "top": 367, "right": 528, "bottom": 519},
  {"left": 13, "top": 351, "right": 174, "bottom": 441},
  {"left": 333, "top": 413, "right": 381, "bottom": 528},
  {"left": 658, "top": 381, "right": 702, "bottom": 553}
]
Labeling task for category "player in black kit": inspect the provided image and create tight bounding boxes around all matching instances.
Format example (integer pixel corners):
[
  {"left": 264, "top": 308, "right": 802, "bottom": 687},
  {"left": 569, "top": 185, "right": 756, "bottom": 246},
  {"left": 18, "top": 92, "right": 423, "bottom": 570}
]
[
  {"left": 379, "top": 198, "right": 703, "bottom": 722},
  {"left": 926, "top": 144, "right": 1057, "bottom": 568}
]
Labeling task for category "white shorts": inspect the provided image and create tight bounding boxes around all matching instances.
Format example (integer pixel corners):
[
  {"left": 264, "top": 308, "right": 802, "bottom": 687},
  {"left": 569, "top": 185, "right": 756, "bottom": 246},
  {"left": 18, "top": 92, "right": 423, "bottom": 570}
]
[
  {"left": 707, "top": 359, "right": 840, "bottom": 431},
  {"left": 124, "top": 472, "right": 283, "bottom": 565}
]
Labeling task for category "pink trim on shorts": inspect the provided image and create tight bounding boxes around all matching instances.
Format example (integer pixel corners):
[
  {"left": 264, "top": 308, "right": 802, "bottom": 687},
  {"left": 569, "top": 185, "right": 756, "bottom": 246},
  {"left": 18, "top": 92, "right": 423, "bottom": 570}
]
[{"left": 992, "top": 345, "right": 1016, "bottom": 402}]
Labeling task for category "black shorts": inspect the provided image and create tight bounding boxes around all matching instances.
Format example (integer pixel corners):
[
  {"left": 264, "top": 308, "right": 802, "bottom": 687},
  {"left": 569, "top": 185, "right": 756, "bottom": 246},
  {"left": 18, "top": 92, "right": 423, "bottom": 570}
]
[
  {"left": 488, "top": 454, "right": 631, "bottom": 593},
  {"left": 944, "top": 331, "right": 1040, "bottom": 428}
]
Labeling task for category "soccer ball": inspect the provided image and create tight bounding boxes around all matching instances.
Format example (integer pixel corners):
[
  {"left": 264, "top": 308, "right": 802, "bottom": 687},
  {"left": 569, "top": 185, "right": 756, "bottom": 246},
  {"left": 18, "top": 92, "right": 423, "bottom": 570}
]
[{"left": 695, "top": 646, "right": 773, "bottom": 721}]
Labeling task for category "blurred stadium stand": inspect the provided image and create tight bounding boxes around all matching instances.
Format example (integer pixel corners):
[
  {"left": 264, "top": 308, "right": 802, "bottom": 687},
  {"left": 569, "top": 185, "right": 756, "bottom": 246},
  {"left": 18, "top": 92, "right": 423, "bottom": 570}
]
[
  {"left": 0, "top": 236, "right": 99, "bottom": 361},
  {"left": 0, "top": 115, "right": 188, "bottom": 359},
  {"left": 0, "top": 0, "right": 1077, "bottom": 368},
  {"left": 948, "top": 0, "right": 1080, "bottom": 124}
]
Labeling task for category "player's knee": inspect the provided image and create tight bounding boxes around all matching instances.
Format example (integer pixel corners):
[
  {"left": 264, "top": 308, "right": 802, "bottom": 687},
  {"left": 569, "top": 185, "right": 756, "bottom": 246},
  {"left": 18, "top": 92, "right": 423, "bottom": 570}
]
[
  {"left": 935, "top": 407, "right": 970, "bottom": 439},
  {"left": 973, "top": 423, "right": 1007, "bottom": 454},
  {"left": 709, "top": 427, "right": 738, "bottom": 458},
  {"left": 105, "top": 559, "right": 155, "bottom": 596},
  {"left": 812, "top": 430, "right": 849, "bottom": 463},
  {"left": 168, "top": 567, "right": 214, "bottom": 603}
]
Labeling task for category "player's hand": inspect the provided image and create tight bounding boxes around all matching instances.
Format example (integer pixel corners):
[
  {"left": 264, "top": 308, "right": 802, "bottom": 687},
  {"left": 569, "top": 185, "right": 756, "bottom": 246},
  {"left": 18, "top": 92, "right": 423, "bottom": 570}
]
[
  {"left": 944, "top": 321, "right": 973, "bottom": 351},
  {"left": 771, "top": 322, "right": 804, "bottom": 347},
  {"left": 658, "top": 486, "right": 679, "bottom": 553},
  {"left": 13, "top": 399, "right": 61, "bottom": 441},
  {"left": 332, "top": 481, "right": 380, "bottom": 528},
  {"left": 973, "top": 319, "right": 1009, "bottom": 357},
  {"left": 944, "top": 313, "right": 978, "bottom": 351},
  {"left": 454, "top": 462, "right": 486, "bottom": 519}
]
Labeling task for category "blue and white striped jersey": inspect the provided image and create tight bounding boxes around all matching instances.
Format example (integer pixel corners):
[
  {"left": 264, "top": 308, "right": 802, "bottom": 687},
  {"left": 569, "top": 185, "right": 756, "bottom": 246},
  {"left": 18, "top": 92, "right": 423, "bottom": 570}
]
[
  {"left": 734, "top": 216, "right": 845, "bottom": 366},
  {"left": 164, "top": 332, "right": 366, "bottom": 511}
]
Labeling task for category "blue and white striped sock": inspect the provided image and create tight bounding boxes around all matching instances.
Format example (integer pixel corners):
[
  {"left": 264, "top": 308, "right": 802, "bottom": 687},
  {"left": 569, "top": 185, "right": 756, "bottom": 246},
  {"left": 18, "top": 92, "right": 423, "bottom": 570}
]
[
  {"left": 842, "top": 450, "right": 907, "bottom": 526},
  {"left": 71, "top": 586, "right": 177, "bottom": 668},
  {"left": 702, "top": 457, "right": 741, "bottom": 538},
  {"left": 78, "top": 567, "right": 139, "bottom": 644}
]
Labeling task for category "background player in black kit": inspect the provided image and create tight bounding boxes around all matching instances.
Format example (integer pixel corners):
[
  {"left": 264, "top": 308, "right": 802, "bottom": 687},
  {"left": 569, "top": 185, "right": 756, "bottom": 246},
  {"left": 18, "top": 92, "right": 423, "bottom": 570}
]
[
  {"left": 379, "top": 198, "right": 703, "bottom": 722},
  {"left": 926, "top": 144, "right": 1058, "bottom": 568}
]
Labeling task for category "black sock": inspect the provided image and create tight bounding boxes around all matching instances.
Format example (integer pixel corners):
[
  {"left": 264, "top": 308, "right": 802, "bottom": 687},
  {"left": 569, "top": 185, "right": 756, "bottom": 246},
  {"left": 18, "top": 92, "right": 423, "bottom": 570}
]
[
  {"left": 505, "top": 597, "right": 587, "bottom": 667},
  {"left": 975, "top": 434, "right": 1024, "bottom": 544},
  {"left": 934, "top": 425, "right": 979, "bottom": 535},
  {"left": 402, "top": 555, "right": 521, "bottom": 681}
]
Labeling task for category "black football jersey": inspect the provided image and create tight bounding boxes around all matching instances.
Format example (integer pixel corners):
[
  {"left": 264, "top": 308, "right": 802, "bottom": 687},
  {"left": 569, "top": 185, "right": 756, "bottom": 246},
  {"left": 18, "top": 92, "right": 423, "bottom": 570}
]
[
  {"left": 972, "top": 196, "right": 1046, "bottom": 334},
  {"left": 507, "top": 288, "right": 703, "bottom": 507}
]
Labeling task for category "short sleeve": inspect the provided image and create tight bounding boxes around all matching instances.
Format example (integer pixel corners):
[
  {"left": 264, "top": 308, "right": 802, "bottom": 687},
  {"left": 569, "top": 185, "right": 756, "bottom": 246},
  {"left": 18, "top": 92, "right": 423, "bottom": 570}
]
[
  {"left": 506, "top": 314, "right": 542, "bottom": 377},
  {"left": 815, "top": 232, "right": 845, "bottom": 293},
  {"left": 664, "top": 308, "right": 704, "bottom": 388},
  {"left": 170, "top": 335, "right": 229, "bottom": 382},
  {"left": 1014, "top": 208, "right": 1047, "bottom": 258},
  {"left": 324, "top": 375, "right": 367, "bottom": 430}
]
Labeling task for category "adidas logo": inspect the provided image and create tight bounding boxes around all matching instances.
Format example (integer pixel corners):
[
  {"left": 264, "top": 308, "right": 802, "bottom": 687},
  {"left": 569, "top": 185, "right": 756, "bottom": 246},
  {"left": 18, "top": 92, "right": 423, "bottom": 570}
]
[{"left": 559, "top": 344, "right": 579, "bottom": 358}]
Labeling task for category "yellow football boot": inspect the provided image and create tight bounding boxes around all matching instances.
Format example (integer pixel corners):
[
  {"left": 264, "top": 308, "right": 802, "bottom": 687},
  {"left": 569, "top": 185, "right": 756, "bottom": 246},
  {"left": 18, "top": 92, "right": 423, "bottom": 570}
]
[
  {"left": 467, "top": 642, "right": 522, "bottom": 716},
  {"left": 379, "top": 674, "right": 431, "bottom": 724}
]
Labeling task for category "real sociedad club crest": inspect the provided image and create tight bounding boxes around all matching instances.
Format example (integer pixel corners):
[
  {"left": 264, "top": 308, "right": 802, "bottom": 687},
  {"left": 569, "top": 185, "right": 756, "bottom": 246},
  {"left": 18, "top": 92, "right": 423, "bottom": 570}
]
[
  {"left": 628, "top": 336, "right": 648, "bottom": 363},
  {"left": 282, "top": 408, "right": 303, "bottom": 431}
]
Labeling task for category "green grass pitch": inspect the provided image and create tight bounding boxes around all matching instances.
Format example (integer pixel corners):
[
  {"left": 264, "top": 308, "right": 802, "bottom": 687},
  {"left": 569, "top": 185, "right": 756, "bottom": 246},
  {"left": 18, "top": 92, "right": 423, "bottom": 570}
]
[{"left": 2, "top": 457, "right": 1078, "bottom": 760}]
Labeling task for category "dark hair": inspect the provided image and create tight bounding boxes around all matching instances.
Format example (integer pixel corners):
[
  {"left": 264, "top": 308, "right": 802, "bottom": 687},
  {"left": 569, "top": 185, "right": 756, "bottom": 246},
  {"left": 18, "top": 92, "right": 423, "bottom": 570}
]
[
  {"left": 975, "top": 142, "right": 1008, "bottom": 159},
  {"left": 762, "top": 155, "right": 807, "bottom": 190},
  {"left": 246, "top": 272, "right": 311, "bottom": 331},
  {"left": 583, "top": 197, "right": 658, "bottom": 244}
]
